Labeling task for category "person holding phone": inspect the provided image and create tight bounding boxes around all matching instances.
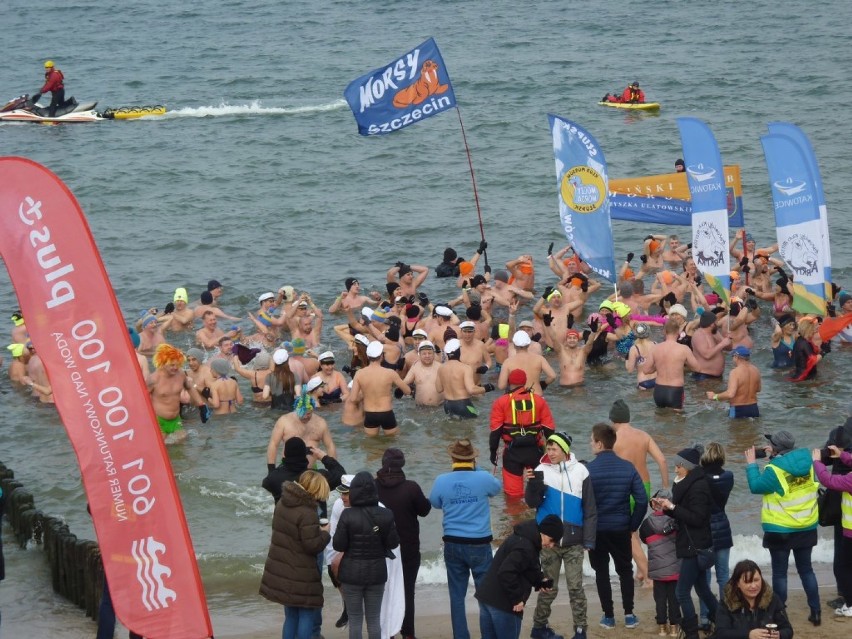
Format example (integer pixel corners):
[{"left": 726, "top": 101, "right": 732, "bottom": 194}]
[
  {"left": 524, "top": 432, "right": 596, "bottom": 639},
  {"left": 713, "top": 560, "right": 793, "bottom": 639},
  {"left": 475, "top": 515, "right": 564, "bottom": 639}
]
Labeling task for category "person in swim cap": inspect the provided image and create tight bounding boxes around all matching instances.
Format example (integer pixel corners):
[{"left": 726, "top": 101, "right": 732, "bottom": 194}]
[{"left": 163, "top": 287, "right": 194, "bottom": 331}]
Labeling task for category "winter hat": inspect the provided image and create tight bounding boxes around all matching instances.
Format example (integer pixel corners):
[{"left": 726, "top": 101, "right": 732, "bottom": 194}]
[
  {"left": 609, "top": 399, "right": 630, "bottom": 423},
  {"left": 538, "top": 514, "right": 564, "bottom": 542},
  {"left": 675, "top": 447, "right": 702, "bottom": 471},
  {"left": 508, "top": 369, "right": 527, "bottom": 387},
  {"left": 382, "top": 448, "right": 406, "bottom": 469},
  {"left": 699, "top": 311, "right": 717, "bottom": 328},
  {"left": 765, "top": 430, "right": 796, "bottom": 455},
  {"left": 547, "top": 432, "right": 572, "bottom": 455},
  {"left": 284, "top": 437, "right": 307, "bottom": 459}
]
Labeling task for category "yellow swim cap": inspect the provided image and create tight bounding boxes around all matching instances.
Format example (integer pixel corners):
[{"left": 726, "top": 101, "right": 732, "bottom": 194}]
[
  {"left": 498, "top": 323, "right": 510, "bottom": 339},
  {"left": 7, "top": 343, "right": 25, "bottom": 357},
  {"left": 547, "top": 289, "right": 562, "bottom": 302},
  {"left": 174, "top": 287, "right": 189, "bottom": 303},
  {"left": 44, "top": 60, "right": 54, "bottom": 68}
]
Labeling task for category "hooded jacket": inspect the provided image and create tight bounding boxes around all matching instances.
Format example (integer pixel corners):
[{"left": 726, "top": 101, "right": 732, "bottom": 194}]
[
  {"left": 714, "top": 582, "right": 793, "bottom": 639},
  {"left": 259, "top": 481, "right": 330, "bottom": 608},
  {"left": 474, "top": 520, "right": 545, "bottom": 616},
  {"left": 262, "top": 452, "right": 346, "bottom": 507},
  {"left": 524, "top": 452, "right": 597, "bottom": 548},
  {"left": 375, "top": 467, "right": 431, "bottom": 549},
  {"left": 638, "top": 511, "right": 679, "bottom": 581},
  {"left": 668, "top": 466, "right": 713, "bottom": 557},
  {"left": 333, "top": 471, "right": 400, "bottom": 585},
  {"left": 746, "top": 447, "right": 818, "bottom": 534}
]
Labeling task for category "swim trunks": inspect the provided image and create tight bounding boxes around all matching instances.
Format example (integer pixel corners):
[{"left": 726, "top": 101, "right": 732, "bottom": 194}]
[
  {"left": 637, "top": 379, "right": 656, "bottom": 390},
  {"left": 364, "top": 410, "right": 398, "bottom": 430},
  {"left": 157, "top": 415, "right": 183, "bottom": 435},
  {"left": 443, "top": 398, "right": 478, "bottom": 419},
  {"left": 729, "top": 403, "right": 760, "bottom": 419},
  {"left": 691, "top": 372, "right": 723, "bottom": 382},
  {"left": 630, "top": 481, "right": 653, "bottom": 512},
  {"left": 653, "top": 384, "right": 684, "bottom": 409}
]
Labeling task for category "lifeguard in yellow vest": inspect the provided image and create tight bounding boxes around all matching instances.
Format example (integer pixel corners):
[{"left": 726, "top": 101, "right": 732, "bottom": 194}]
[
  {"left": 746, "top": 430, "right": 822, "bottom": 626},
  {"left": 489, "top": 369, "right": 555, "bottom": 497}
]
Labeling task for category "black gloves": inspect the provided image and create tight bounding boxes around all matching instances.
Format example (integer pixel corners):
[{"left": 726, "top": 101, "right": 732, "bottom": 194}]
[
  {"left": 827, "top": 303, "right": 837, "bottom": 318},
  {"left": 483, "top": 383, "right": 496, "bottom": 393},
  {"left": 589, "top": 318, "right": 600, "bottom": 333},
  {"left": 567, "top": 313, "right": 575, "bottom": 329},
  {"left": 746, "top": 296, "right": 758, "bottom": 311},
  {"left": 640, "top": 255, "right": 648, "bottom": 264},
  {"left": 542, "top": 312, "right": 553, "bottom": 327},
  {"left": 547, "top": 242, "right": 554, "bottom": 257},
  {"left": 200, "top": 387, "right": 212, "bottom": 399},
  {"left": 687, "top": 243, "right": 692, "bottom": 249},
  {"left": 695, "top": 273, "right": 702, "bottom": 286},
  {"left": 606, "top": 313, "right": 618, "bottom": 328},
  {"left": 394, "top": 388, "right": 405, "bottom": 399},
  {"left": 644, "top": 235, "right": 654, "bottom": 242},
  {"left": 477, "top": 240, "right": 488, "bottom": 255},
  {"left": 821, "top": 341, "right": 832, "bottom": 355},
  {"left": 484, "top": 264, "right": 492, "bottom": 274},
  {"left": 476, "top": 365, "right": 488, "bottom": 374},
  {"left": 626, "top": 252, "right": 634, "bottom": 263},
  {"left": 418, "top": 292, "right": 429, "bottom": 306},
  {"left": 540, "top": 381, "right": 548, "bottom": 392},
  {"left": 267, "top": 463, "right": 276, "bottom": 473},
  {"left": 740, "top": 256, "right": 749, "bottom": 268},
  {"left": 531, "top": 332, "right": 542, "bottom": 342},
  {"left": 31, "top": 93, "right": 41, "bottom": 103},
  {"left": 741, "top": 264, "right": 751, "bottom": 274},
  {"left": 490, "top": 450, "right": 498, "bottom": 466},
  {"left": 542, "top": 285, "right": 554, "bottom": 301},
  {"left": 164, "top": 302, "right": 175, "bottom": 314}
]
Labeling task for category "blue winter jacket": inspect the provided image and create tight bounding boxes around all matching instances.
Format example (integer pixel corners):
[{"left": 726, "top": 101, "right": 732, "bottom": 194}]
[{"left": 586, "top": 450, "right": 648, "bottom": 532}]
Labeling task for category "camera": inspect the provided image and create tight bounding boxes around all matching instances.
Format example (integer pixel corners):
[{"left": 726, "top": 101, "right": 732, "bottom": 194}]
[{"left": 754, "top": 447, "right": 767, "bottom": 459}]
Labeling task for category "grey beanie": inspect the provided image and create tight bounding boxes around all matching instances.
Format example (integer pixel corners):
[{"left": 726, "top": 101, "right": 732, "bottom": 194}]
[{"left": 609, "top": 399, "right": 630, "bottom": 423}]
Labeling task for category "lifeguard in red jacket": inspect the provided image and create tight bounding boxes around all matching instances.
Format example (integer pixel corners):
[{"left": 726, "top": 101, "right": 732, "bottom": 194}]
[
  {"left": 489, "top": 369, "right": 555, "bottom": 497},
  {"left": 34, "top": 60, "right": 68, "bottom": 117},
  {"left": 621, "top": 81, "right": 646, "bottom": 104}
]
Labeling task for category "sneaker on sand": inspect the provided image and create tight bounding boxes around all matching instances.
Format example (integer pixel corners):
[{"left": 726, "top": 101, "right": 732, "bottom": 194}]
[
  {"left": 530, "top": 627, "right": 563, "bottom": 639},
  {"left": 836, "top": 605, "right": 852, "bottom": 617},
  {"left": 600, "top": 616, "right": 615, "bottom": 629},
  {"left": 571, "top": 628, "right": 587, "bottom": 639},
  {"left": 624, "top": 614, "right": 639, "bottom": 629}
]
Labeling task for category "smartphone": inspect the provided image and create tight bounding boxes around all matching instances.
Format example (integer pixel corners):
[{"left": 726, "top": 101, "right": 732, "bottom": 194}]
[{"left": 533, "top": 470, "right": 544, "bottom": 481}]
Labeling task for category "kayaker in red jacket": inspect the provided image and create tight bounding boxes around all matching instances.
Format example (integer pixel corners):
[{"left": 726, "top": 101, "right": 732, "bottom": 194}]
[
  {"left": 34, "top": 60, "right": 68, "bottom": 117},
  {"left": 621, "top": 81, "right": 646, "bottom": 104}
]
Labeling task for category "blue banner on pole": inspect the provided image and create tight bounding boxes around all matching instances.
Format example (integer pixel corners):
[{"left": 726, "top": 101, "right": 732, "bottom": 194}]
[
  {"left": 677, "top": 117, "right": 731, "bottom": 300},
  {"left": 548, "top": 114, "right": 616, "bottom": 283},
  {"left": 344, "top": 38, "right": 456, "bottom": 136}
]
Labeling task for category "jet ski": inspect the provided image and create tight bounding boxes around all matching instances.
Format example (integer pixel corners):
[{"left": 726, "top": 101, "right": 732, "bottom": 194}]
[{"left": 0, "top": 94, "right": 166, "bottom": 123}]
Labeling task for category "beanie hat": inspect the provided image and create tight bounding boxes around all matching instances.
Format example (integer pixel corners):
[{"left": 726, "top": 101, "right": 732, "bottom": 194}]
[
  {"left": 345, "top": 277, "right": 358, "bottom": 291},
  {"left": 382, "top": 448, "right": 406, "bottom": 469},
  {"left": 609, "top": 399, "right": 630, "bottom": 423},
  {"left": 507, "top": 368, "right": 527, "bottom": 387},
  {"left": 538, "top": 514, "right": 564, "bottom": 542},
  {"left": 675, "top": 447, "right": 702, "bottom": 471},
  {"left": 547, "top": 432, "right": 572, "bottom": 455},
  {"left": 284, "top": 437, "right": 307, "bottom": 459},
  {"left": 699, "top": 311, "right": 717, "bottom": 328}
]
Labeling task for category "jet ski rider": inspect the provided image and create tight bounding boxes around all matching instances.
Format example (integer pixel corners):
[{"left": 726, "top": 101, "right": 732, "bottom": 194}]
[{"left": 33, "top": 60, "right": 69, "bottom": 117}]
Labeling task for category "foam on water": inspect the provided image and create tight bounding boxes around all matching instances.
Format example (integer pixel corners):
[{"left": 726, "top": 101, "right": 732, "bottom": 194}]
[{"left": 161, "top": 99, "right": 347, "bottom": 119}]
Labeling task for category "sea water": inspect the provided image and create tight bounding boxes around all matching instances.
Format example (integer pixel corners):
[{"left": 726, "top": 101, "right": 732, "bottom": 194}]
[{"left": 1, "top": 0, "right": 851, "bottom": 634}]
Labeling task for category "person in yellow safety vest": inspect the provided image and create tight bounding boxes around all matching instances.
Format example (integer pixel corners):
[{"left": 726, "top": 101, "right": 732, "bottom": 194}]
[
  {"left": 489, "top": 368, "right": 555, "bottom": 497},
  {"left": 745, "top": 430, "right": 822, "bottom": 627}
]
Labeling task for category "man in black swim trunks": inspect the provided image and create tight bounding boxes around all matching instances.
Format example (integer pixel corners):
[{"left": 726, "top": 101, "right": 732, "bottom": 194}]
[
  {"left": 435, "top": 338, "right": 495, "bottom": 419},
  {"left": 643, "top": 318, "right": 699, "bottom": 410},
  {"left": 349, "top": 340, "right": 411, "bottom": 436}
]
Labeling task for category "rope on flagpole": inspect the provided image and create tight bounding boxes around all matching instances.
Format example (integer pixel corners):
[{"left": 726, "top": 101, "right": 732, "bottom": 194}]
[{"left": 455, "top": 107, "right": 488, "bottom": 266}]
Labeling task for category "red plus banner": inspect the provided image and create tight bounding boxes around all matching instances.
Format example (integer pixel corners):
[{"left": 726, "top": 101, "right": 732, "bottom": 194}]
[{"left": 0, "top": 157, "right": 212, "bottom": 639}]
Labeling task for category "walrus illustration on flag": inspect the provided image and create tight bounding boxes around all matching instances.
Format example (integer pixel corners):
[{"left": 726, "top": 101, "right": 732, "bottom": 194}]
[{"left": 392, "top": 60, "right": 449, "bottom": 108}]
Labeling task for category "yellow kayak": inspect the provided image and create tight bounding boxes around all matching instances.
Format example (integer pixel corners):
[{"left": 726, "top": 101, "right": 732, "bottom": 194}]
[
  {"left": 101, "top": 105, "right": 167, "bottom": 120},
  {"left": 598, "top": 101, "right": 661, "bottom": 111}
]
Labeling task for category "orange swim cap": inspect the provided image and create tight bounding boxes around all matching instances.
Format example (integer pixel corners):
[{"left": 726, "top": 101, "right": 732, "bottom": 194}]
[
  {"left": 153, "top": 343, "right": 186, "bottom": 368},
  {"left": 518, "top": 262, "right": 533, "bottom": 275},
  {"left": 661, "top": 270, "right": 674, "bottom": 285},
  {"left": 730, "top": 271, "right": 740, "bottom": 280},
  {"left": 623, "top": 267, "right": 635, "bottom": 280},
  {"left": 570, "top": 276, "right": 583, "bottom": 288},
  {"left": 459, "top": 261, "right": 474, "bottom": 276},
  {"left": 649, "top": 240, "right": 661, "bottom": 253}
]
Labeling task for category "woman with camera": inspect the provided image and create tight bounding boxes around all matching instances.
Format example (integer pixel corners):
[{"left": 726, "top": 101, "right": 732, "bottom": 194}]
[
  {"left": 333, "top": 471, "right": 400, "bottom": 639},
  {"left": 714, "top": 560, "right": 793, "bottom": 639},
  {"left": 260, "top": 470, "right": 331, "bottom": 639},
  {"left": 652, "top": 446, "right": 717, "bottom": 639}
]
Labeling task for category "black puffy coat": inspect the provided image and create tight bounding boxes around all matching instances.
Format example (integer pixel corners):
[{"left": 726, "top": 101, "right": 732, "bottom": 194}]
[
  {"left": 668, "top": 467, "right": 713, "bottom": 557},
  {"left": 714, "top": 583, "right": 793, "bottom": 639},
  {"left": 474, "top": 520, "right": 545, "bottom": 616},
  {"left": 259, "top": 481, "right": 330, "bottom": 608},
  {"left": 333, "top": 471, "right": 400, "bottom": 586},
  {"left": 703, "top": 463, "right": 734, "bottom": 551}
]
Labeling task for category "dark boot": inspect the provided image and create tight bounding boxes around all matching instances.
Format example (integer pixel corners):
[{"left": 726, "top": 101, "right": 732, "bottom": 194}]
[
  {"left": 808, "top": 608, "right": 821, "bottom": 626},
  {"left": 335, "top": 605, "right": 348, "bottom": 628},
  {"left": 681, "top": 615, "right": 700, "bottom": 639}
]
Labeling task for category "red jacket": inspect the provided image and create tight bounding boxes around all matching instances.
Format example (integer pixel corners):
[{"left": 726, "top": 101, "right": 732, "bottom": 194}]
[
  {"left": 621, "top": 86, "right": 645, "bottom": 103},
  {"left": 489, "top": 388, "right": 555, "bottom": 445},
  {"left": 40, "top": 69, "right": 65, "bottom": 94}
]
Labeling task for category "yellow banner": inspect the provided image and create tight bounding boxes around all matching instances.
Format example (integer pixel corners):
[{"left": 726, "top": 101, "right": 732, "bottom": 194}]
[{"left": 610, "top": 165, "right": 742, "bottom": 199}]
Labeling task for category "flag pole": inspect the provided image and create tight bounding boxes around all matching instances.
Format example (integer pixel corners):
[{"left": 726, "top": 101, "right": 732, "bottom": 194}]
[{"left": 455, "top": 107, "right": 488, "bottom": 266}]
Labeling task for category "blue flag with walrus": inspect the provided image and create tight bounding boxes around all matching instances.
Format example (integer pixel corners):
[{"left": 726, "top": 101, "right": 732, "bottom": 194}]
[{"left": 344, "top": 38, "right": 456, "bottom": 136}]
